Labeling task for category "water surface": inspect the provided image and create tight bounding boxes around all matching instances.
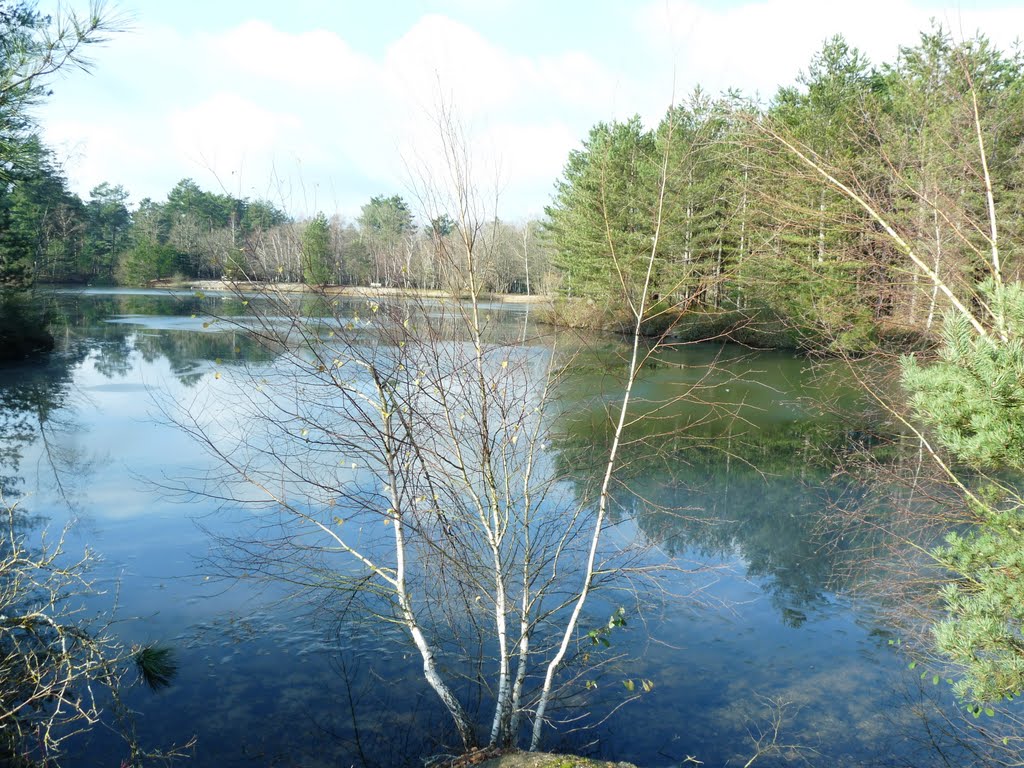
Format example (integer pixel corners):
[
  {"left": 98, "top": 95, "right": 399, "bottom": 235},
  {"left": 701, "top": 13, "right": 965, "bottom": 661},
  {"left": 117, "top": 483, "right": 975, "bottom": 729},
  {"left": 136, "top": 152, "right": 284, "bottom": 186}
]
[{"left": 0, "top": 288, "right": 991, "bottom": 767}]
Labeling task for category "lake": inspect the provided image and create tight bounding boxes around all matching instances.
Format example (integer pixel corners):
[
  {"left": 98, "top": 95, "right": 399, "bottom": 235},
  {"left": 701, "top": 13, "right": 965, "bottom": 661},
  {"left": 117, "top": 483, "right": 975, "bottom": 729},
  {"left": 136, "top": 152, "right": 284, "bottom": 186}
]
[{"left": 0, "top": 288, "right": 997, "bottom": 767}]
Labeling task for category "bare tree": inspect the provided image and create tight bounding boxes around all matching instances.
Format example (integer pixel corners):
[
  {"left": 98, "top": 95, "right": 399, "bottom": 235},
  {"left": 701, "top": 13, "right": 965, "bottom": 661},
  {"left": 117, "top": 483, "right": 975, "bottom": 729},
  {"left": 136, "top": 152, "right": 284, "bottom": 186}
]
[{"left": 173, "top": 98, "right": 709, "bottom": 756}]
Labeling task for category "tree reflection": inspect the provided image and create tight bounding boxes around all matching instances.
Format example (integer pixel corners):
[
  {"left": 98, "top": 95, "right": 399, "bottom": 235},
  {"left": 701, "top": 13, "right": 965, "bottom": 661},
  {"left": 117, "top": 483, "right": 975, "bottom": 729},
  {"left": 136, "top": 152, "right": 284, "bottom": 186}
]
[
  {"left": 0, "top": 294, "right": 192, "bottom": 766},
  {"left": 44, "top": 290, "right": 276, "bottom": 386},
  {"left": 0, "top": 345, "right": 84, "bottom": 502},
  {"left": 552, "top": 350, "right": 902, "bottom": 623}
]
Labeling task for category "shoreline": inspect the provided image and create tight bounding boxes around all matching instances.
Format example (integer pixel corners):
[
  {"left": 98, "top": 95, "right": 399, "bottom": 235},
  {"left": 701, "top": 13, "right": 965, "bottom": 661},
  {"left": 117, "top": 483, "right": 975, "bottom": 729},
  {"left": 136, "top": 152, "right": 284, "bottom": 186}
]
[{"left": 168, "top": 279, "right": 550, "bottom": 305}]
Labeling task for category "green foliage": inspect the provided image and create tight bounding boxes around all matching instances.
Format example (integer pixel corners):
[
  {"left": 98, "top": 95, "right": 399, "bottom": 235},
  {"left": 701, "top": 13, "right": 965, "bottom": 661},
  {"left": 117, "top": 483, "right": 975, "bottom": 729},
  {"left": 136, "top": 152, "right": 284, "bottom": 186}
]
[
  {"left": 301, "top": 211, "right": 333, "bottom": 285},
  {"left": 121, "top": 179, "right": 289, "bottom": 281},
  {"left": 544, "top": 50, "right": 886, "bottom": 343},
  {"left": 358, "top": 194, "right": 413, "bottom": 236},
  {"left": 586, "top": 607, "right": 628, "bottom": 648},
  {"left": 241, "top": 198, "right": 288, "bottom": 232},
  {"left": 164, "top": 178, "right": 242, "bottom": 233},
  {"left": 357, "top": 194, "right": 414, "bottom": 285},
  {"left": 0, "top": 286, "right": 51, "bottom": 357},
  {"left": 902, "top": 283, "right": 1024, "bottom": 707},
  {"left": 742, "top": 252, "right": 877, "bottom": 352},
  {"left": 656, "top": 89, "right": 747, "bottom": 307},
  {"left": 544, "top": 30, "right": 1024, "bottom": 353},
  {"left": 902, "top": 283, "right": 1024, "bottom": 470},
  {"left": 133, "top": 644, "right": 179, "bottom": 691},
  {"left": 0, "top": 137, "right": 87, "bottom": 287},
  {"left": 83, "top": 181, "right": 130, "bottom": 282},
  {"left": 428, "top": 213, "right": 454, "bottom": 238},
  {"left": 0, "top": 2, "right": 120, "bottom": 357},
  {"left": 932, "top": 496, "right": 1024, "bottom": 705},
  {"left": 546, "top": 116, "right": 657, "bottom": 303},
  {"left": 115, "top": 238, "right": 177, "bottom": 285},
  {"left": 0, "top": 3, "right": 56, "bottom": 174}
]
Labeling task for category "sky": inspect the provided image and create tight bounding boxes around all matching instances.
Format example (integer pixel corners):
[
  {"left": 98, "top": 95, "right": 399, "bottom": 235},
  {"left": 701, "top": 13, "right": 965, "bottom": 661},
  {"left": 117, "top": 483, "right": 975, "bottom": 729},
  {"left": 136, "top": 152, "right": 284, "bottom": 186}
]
[{"left": 32, "top": 0, "right": 1024, "bottom": 222}]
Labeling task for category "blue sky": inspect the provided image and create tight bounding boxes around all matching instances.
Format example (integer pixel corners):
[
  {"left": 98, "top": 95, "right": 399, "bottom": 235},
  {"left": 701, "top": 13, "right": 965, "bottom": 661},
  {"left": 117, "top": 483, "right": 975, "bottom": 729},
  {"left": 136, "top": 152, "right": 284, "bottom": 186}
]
[{"left": 33, "top": 1, "right": 1024, "bottom": 221}]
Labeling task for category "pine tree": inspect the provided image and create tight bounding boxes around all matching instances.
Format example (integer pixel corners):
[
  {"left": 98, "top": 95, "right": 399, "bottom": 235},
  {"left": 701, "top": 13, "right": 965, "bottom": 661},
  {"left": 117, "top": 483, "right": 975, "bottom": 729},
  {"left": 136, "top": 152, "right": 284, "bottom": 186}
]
[
  {"left": 302, "top": 212, "right": 333, "bottom": 285},
  {"left": 656, "top": 90, "right": 735, "bottom": 306},
  {"left": 748, "top": 36, "right": 881, "bottom": 350},
  {"left": 903, "top": 282, "right": 1024, "bottom": 706},
  {"left": 546, "top": 116, "right": 657, "bottom": 306}
]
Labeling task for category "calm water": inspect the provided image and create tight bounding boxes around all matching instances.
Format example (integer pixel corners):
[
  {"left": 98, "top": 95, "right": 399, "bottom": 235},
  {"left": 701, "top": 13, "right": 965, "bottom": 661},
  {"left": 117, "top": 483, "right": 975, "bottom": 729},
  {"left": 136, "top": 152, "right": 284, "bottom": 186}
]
[{"left": 0, "top": 288, "right": 993, "bottom": 767}]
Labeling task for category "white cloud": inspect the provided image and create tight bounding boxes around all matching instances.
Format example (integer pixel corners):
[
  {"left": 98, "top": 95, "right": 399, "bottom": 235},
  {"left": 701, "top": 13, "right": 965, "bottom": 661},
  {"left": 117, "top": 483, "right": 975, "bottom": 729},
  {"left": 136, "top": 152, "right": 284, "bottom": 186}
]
[
  {"left": 168, "top": 92, "right": 303, "bottom": 194},
  {"left": 484, "top": 120, "right": 581, "bottom": 219},
  {"left": 487, "top": 121, "right": 579, "bottom": 181},
  {"left": 636, "top": 0, "right": 1024, "bottom": 101},
  {"left": 44, "top": 114, "right": 175, "bottom": 206},
  {"left": 534, "top": 51, "right": 620, "bottom": 109},
  {"left": 209, "top": 20, "right": 375, "bottom": 92},
  {"left": 387, "top": 15, "right": 520, "bottom": 109},
  {"left": 37, "top": 8, "right": 641, "bottom": 219}
]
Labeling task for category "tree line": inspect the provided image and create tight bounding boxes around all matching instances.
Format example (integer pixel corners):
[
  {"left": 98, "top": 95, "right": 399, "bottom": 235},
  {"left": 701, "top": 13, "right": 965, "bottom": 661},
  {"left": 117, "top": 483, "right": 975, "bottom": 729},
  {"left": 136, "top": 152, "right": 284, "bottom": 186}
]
[
  {"left": 547, "top": 27, "right": 1024, "bottom": 350},
  {"left": 2, "top": 158, "right": 554, "bottom": 294}
]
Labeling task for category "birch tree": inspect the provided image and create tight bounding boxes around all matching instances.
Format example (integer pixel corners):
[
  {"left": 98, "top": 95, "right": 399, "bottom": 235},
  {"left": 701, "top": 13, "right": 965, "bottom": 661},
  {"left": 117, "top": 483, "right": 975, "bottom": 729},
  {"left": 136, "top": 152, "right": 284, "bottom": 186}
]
[{"left": 175, "top": 100, "right": 691, "bottom": 755}]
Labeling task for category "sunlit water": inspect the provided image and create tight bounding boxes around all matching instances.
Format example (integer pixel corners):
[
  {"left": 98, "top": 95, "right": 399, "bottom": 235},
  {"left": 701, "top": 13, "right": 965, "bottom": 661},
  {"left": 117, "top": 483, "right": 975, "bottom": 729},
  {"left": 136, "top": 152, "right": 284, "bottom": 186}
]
[{"left": 0, "top": 288, "right": 995, "bottom": 767}]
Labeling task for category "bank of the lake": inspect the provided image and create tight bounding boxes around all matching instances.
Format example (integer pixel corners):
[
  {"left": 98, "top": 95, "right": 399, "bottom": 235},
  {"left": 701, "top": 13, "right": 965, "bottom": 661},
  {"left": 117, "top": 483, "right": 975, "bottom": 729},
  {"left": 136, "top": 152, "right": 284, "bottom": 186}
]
[
  {"left": 107, "top": 279, "right": 934, "bottom": 353},
  {"left": 156, "top": 278, "right": 549, "bottom": 304}
]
